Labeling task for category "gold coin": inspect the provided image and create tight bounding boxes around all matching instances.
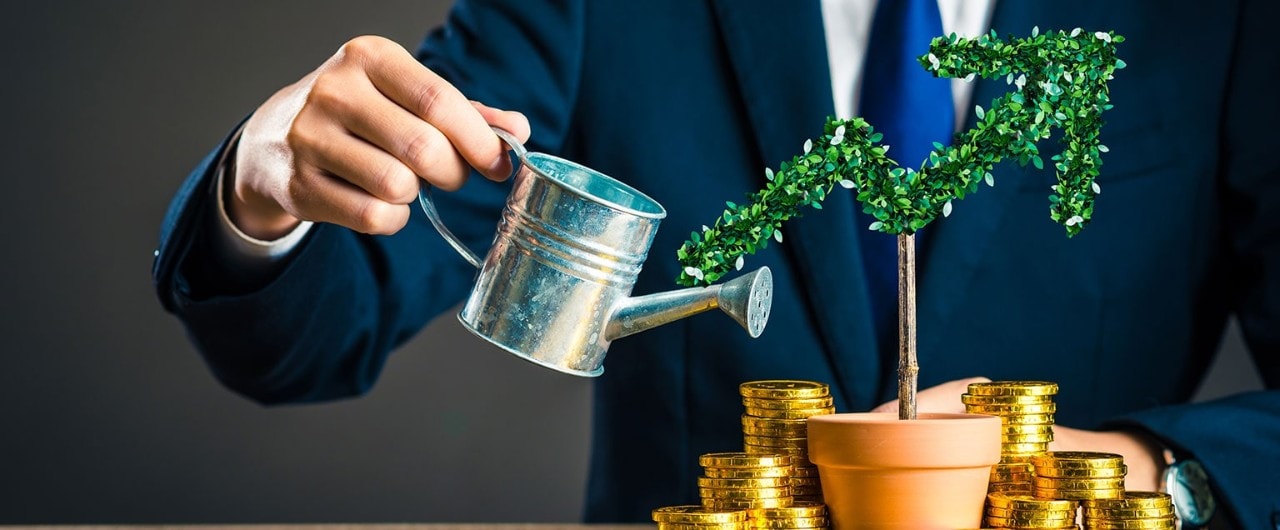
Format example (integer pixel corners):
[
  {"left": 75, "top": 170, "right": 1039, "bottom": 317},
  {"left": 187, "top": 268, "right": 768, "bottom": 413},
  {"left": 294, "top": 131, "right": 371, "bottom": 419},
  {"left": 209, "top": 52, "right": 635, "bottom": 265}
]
[
  {"left": 1083, "top": 506, "right": 1174, "bottom": 519},
  {"left": 1033, "top": 477, "right": 1127, "bottom": 490},
  {"left": 1000, "top": 414, "right": 1057, "bottom": 425},
  {"left": 989, "top": 472, "right": 1033, "bottom": 483},
  {"left": 1084, "top": 491, "right": 1173, "bottom": 510},
  {"left": 1033, "top": 486, "right": 1124, "bottom": 500},
  {"left": 752, "top": 502, "right": 827, "bottom": 518},
  {"left": 745, "top": 406, "right": 836, "bottom": 419},
  {"left": 653, "top": 505, "right": 750, "bottom": 524},
  {"left": 790, "top": 477, "right": 821, "bottom": 487},
  {"left": 789, "top": 485, "right": 823, "bottom": 496},
  {"left": 1082, "top": 517, "right": 1176, "bottom": 530},
  {"left": 1032, "top": 452, "right": 1125, "bottom": 469},
  {"left": 790, "top": 495, "right": 825, "bottom": 505},
  {"left": 985, "top": 515, "right": 1077, "bottom": 529},
  {"left": 1002, "top": 424, "right": 1056, "bottom": 435},
  {"left": 962, "top": 393, "right": 1056, "bottom": 405},
  {"left": 700, "top": 486, "right": 791, "bottom": 499},
  {"left": 988, "top": 482, "right": 1033, "bottom": 494},
  {"left": 1003, "top": 432, "right": 1055, "bottom": 444},
  {"left": 743, "top": 415, "right": 810, "bottom": 429},
  {"left": 743, "top": 423, "right": 809, "bottom": 437},
  {"left": 743, "top": 396, "right": 835, "bottom": 410},
  {"left": 966, "top": 402, "right": 1058, "bottom": 415},
  {"left": 985, "top": 506, "right": 1076, "bottom": 518},
  {"left": 657, "top": 523, "right": 750, "bottom": 530},
  {"left": 1002, "top": 441, "right": 1051, "bottom": 454},
  {"left": 704, "top": 497, "right": 793, "bottom": 510},
  {"left": 791, "top": 465, "right": 820, "bottom": 477},
  {"left": 1036, "top": 464, "right": 1128, "bottom": 479},
  {"left": 993, "top": 462, "right": 1034, "bottom": 475},
  {"left": 699, "top": 476, "right": 792, "bottom": 489},
  {"left": 987, "top": 492, "right": 1078, "bottom": 511},
  {"left": 748, "top": 516, "right": 829, "bottom": 529},
  {"left": 968, "top": 381, "right": 1059, "bottom": 396},
  {"left": 741, "top": 380, "right": 831, "bottom": 399},
  {"left": 705, "top": 466, "right": 793, "bottom": 479},
  {"left": 745, "top": 443, "right": 809, "bottom": 457},
  {"left": 1001, "top": 454, "right": 1037, "bottom": 464},
  {"left": 701, "top": 452, "right": 793, "bottom": 468},
  {"left": 743, "top": 434, "right": 809, "bottom": 448}
]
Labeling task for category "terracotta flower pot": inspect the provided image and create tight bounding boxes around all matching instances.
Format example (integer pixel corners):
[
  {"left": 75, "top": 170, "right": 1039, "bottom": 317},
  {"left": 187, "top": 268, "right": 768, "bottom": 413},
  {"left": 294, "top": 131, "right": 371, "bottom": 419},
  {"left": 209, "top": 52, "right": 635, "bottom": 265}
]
[{"left": 808, "top": 412, "right": 1001, "bottom": 530}]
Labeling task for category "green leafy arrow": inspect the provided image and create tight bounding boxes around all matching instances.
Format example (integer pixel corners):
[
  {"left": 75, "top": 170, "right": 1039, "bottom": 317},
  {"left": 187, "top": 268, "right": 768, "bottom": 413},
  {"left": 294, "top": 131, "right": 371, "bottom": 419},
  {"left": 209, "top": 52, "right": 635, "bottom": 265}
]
[{"left": 677, "top": 28, "right": 1125, "bottom": 286}]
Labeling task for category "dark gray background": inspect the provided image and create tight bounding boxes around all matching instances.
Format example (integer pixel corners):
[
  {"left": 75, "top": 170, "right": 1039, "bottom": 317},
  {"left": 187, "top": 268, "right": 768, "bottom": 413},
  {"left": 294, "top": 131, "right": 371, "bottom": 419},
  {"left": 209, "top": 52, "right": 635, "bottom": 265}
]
[{"left": 0, "top": 1, "right": 1264, "bottom": 524}]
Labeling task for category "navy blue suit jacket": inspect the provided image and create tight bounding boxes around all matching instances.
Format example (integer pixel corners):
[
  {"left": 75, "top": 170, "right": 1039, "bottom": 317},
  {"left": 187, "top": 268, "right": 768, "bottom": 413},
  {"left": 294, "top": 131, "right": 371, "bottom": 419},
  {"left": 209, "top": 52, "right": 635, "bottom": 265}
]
[{"left": 155, "top": 0, "right": 1280, "bottom": 526}]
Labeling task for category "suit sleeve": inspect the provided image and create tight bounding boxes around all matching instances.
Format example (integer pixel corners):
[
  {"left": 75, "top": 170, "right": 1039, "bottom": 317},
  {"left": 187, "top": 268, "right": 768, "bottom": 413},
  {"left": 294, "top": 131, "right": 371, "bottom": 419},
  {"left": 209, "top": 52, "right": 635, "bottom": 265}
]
[
  {"left": 1113, "top": 2, "right": 1280, "bottom": 529},
  {"left": 152, "top": 0, "right": 586, "bottom": 404}
]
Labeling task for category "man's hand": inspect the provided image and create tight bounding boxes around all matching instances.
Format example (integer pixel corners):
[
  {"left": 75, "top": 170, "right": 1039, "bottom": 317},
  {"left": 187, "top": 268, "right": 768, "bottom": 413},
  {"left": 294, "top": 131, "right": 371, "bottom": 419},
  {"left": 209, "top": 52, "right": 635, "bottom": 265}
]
[
  {"left": 873, "top": 377, "right": 1164, "bottom": 491},
  {"left": 229, "top": 35, "right": 531, "bottom": 240}
]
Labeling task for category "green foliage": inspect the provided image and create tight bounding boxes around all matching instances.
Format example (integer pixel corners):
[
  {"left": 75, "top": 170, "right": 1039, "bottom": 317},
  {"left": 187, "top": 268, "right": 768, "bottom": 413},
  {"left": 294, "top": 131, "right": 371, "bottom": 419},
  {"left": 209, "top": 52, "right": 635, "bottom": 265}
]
[{"left": 677, "top": 28, "right": 1125, "bottom": 286}]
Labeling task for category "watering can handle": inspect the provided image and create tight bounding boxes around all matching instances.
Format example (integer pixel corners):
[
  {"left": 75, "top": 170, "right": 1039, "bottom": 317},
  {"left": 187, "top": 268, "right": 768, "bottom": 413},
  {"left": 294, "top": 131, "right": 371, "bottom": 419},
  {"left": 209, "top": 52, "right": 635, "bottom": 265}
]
[{"left": 417, "top": 126, "right": 528, "bottom": 269}]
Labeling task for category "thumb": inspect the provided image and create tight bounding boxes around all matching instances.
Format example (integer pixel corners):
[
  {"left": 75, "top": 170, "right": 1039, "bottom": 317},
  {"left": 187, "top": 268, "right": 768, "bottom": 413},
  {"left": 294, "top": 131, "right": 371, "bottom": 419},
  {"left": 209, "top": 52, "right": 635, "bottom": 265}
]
[{"left": 470, "top": 101, "right": 531, "bottom": 182}]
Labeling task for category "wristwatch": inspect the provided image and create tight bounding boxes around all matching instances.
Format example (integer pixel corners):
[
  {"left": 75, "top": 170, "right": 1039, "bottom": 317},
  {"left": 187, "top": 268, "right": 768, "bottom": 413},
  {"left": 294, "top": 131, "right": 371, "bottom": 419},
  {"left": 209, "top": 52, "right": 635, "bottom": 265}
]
[{"left": 1163, "top": 449, "right": 1216, "bottom": 529}]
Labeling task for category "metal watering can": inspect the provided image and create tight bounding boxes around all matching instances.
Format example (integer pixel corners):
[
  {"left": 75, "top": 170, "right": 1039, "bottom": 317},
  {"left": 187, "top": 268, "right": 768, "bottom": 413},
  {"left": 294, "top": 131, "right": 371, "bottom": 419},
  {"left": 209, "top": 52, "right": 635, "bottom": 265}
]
[{"left": 418, "top": 128, "right": 774, "bottom": 376}]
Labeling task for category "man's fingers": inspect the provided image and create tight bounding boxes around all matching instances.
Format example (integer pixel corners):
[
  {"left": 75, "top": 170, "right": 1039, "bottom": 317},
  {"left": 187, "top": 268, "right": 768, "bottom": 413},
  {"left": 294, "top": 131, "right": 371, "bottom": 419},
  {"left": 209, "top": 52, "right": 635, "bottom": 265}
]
[
  {"left": 870, "top": 376, "right": 991, "bottom": 414},
  {"left": 356, "top": 38, "right": 510, "bottom": 181},
  {"left": 289, "top": 167, "right": 411, "bottom": 235},
  {"left": 332, "top": 92, "right": 472, "bottom": 192}
]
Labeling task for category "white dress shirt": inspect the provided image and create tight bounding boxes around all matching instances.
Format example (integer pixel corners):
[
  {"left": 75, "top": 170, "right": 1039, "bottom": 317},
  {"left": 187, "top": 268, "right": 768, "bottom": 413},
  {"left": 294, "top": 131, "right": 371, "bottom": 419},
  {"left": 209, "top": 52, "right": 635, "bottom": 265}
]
[{"left": 214, "top": 0, "right": 995, "bottom": 265}]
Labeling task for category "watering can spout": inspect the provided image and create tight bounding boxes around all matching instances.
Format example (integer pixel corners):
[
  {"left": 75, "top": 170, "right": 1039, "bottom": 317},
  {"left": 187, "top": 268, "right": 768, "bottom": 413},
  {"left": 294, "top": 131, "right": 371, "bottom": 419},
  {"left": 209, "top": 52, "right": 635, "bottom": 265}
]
[{"left": 606, "top": 267, "right": 774, "bottom": 342}]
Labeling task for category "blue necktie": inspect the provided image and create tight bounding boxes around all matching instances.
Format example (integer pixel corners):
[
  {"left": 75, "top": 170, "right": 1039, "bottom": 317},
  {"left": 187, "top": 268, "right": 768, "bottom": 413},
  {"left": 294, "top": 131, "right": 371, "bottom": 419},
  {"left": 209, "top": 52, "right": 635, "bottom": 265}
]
[{"left": 856, "top": 0, "right": 953, "bottom": 350}]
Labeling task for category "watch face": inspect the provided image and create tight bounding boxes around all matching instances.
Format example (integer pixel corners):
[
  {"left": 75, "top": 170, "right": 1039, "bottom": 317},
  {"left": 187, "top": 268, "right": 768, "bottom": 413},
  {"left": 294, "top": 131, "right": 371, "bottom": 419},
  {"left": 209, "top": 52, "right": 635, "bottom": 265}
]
[{"left": 1167, "top": 460, "right": 1216, "bottom": 527}]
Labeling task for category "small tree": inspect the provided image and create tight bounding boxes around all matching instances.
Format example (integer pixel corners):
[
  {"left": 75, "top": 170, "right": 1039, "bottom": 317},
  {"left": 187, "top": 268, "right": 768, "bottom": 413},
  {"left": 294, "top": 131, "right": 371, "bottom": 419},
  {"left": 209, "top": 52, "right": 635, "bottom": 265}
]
[{"left": 676, "top": 28, "right": 1125, "bottom": 420}]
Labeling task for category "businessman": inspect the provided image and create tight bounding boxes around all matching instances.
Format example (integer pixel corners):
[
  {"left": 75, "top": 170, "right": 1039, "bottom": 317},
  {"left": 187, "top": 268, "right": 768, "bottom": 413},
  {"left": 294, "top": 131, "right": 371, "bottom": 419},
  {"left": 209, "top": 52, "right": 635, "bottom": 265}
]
[{"left": 154, "top": 0, "right": 1278, "bottom": 527}]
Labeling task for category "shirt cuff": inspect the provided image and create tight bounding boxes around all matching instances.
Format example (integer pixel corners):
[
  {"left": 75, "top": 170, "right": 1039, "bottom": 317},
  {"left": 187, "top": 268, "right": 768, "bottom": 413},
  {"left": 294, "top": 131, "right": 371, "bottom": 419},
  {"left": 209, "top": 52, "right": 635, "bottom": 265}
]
[{"left": 212, "top": 129, "right": 314, "bottom": 264}]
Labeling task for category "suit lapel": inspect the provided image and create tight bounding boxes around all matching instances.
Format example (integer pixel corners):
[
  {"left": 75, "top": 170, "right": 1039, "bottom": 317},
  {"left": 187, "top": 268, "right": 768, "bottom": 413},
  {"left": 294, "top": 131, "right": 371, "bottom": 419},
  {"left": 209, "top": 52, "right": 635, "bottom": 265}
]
[{"left": 709, "top": 0, "right": 882, "bottom": 410}]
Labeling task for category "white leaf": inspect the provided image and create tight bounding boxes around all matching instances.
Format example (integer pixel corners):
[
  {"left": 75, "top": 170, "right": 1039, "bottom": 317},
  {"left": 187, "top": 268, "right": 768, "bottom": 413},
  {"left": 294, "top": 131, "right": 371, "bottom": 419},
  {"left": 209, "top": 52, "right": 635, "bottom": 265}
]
[
  {"left": 1007, "top": 72, "right": 1014, "bottom": 85},
  {"left": 869, "top": 221, "right": 884, "bottom": 231},
  {"left": 839, "top": 179, "right": 855, "bottom": 189},
  {"left": 1015, "top": 74, "right": 1027, "bottom": 89},
  {"left": 985, "top": 172, "right": 995, "bottom": 187},
  {"left": 1065, "top": 215, "right": 1084, "bottom": 226},
  {"left": 735, "top": 255, "right": 745, "bottom": 271},
  {"left": 684, "top": 266, "right": 704, "bottom": 280},
  {"left": 834, "top": 125, "right": 846, "bottom": 138},
  {"left": 1071, "top": 27, "right": 1082, "bottom": 37},
  {"left": 943, "top": 200, "right": 953, "bottom": 217},
  {"left": 928, "top": 53, "right": 940, "bottom": 70},
  {"left": 830, "top": 135, "right": 844, "bottom": 145},
  {"left": 765, "top": 167, "right": 774, "bottom": 181},
  {"left": 1092, "top": 181, "right": 1102, "bottom": 194},
  {"left": 964, "top": 72, "right": 976, "bottom": 83},
  {"left": 1095, "top": 31, "right": 1111, "bottom": 43},
  {"left": 1098, "top": 145, "right": 1110, "bottom": 153},
  {"left": 773, "top": 229, "right": 783, "bottom": 243},
  {"left": 702, "top": 225, "right": 710, "bottom": 232},
  {"left": 1032, "top": 26, "right": 1039, "bottom": 37},
  {"left": 804, "top": 139, "right": 813, "bottom": 153},
  {"left": 975, "top": 105, "right": 985, "bottom": 120},
  {"left": 1063, "top": 71, "right": 1073, "bottom": 83}
]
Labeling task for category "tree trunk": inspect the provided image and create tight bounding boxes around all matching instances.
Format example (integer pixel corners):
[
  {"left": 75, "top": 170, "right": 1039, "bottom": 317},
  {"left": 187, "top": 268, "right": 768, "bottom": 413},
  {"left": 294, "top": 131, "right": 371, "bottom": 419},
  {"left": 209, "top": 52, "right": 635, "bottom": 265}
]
[{"left": 897, "top": 233, "right": 918, "bottom": 420}]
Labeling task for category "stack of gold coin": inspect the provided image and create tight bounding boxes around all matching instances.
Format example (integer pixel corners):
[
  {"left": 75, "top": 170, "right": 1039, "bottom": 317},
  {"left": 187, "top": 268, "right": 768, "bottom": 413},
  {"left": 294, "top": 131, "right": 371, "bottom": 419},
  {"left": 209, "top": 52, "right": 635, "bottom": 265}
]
[
  {"left": 985, "top": 492, "right": 1080, "bottom": 529},
  {"left": 1082, "top": 492, "right": 1176, "bottom": 530},
  {"left": 699, "top": 452, "right": 795, "bottom": 511},
  {"left": 740, "top": 381, "right": 834, "bottom": 503},
  {"left": 963, "top": 381, "right": 1058, "bottom": 466},
  {"left": 653, "top": 505, "right": 750, "bottom": 530},
  {"left": 1031, "top": 452, "right": 1127, "bottom": 501},
  {"left": 749, "top": 502, "right": 830, "bottom": 530}
]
